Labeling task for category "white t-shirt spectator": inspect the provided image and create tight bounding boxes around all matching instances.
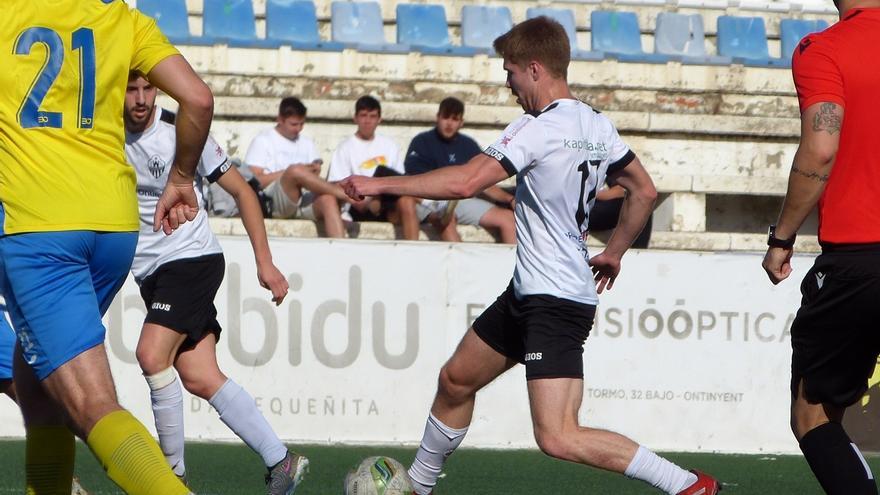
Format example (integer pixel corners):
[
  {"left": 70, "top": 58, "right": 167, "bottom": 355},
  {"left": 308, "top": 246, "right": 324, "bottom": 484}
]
[
  {"left": 327, "top": 134, "right": 402, "bottom": 182},
  {"left": 244, "top": 127, "right": 320, "bottom": 173}
]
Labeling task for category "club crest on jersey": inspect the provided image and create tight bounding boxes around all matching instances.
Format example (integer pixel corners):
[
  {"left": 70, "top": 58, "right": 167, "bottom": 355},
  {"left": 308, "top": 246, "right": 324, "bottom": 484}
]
[{"left": 148, "top": 155, "right": 166, "bottom": 179}]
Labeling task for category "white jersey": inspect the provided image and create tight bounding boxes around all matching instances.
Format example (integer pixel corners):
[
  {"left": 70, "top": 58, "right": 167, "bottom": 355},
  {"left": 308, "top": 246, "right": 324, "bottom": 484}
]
[
  {"left": 327, "top": 134, "right": 402, "bottom": 182},
  {"left": 244, "top": 127, "right": 320, "bottom": 173},
  {"left": 484, "top": 99, "right": 635, "bottom": 305},
  {"left": 125, "top": 108, "right": 230, "bottom": 282}
]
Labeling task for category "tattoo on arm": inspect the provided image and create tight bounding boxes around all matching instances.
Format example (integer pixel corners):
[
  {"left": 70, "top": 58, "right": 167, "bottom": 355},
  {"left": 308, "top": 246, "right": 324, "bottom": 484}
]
[
  {"left": 812, "top": 103, "right": 842, "bottom": 134},
  {"left": 792, "top": 165, "right": 829, "bottom": 182}
]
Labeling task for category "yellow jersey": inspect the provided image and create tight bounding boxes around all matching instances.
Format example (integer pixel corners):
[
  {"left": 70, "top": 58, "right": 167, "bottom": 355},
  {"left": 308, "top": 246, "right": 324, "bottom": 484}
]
[{"left": 0, "top": 0, "right": 179, "bottom": 234}]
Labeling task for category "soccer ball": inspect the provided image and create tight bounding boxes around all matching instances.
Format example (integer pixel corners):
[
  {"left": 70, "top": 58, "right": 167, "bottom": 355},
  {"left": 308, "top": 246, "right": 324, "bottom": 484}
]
[{"left": 344, "top": 456, "right": 413, "bottom": 495}]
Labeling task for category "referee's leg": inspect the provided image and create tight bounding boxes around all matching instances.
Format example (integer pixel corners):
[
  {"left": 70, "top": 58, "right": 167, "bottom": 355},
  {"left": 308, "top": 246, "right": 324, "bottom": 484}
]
[{"left": 792, "top": 380, "right": 878, "bottom": 495}]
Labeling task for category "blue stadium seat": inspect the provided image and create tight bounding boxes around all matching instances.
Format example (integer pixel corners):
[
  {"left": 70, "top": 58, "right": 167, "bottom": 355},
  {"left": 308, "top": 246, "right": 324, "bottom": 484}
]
[
  {"left": 654, "top": 12, "right": 731, "bottom": 65},
  {"left": 526, "top": 8, "right": 603, "bottom": 61},
  {"left": 717, "top": 16, "right": 786, "bottom": 68},
  {"left": 461, "top": 6, "right": 513, "bottom": 54},
  {"left": 591, "top": 11, "right": 669, "bottom": 64},
  {"left": 137, "top": 0, "right": 210, "bottom": 45},
  {"left": 396, "top": 4, "right": 476, "bottom": 56},
  {"left": 203, "top": 0, "right": 274, "bottom": 47},
  {"left": 267, "top": 0, "right": 344, "bottom": 51},
  {"left": 780, "top": 19, "right": 829, "bottom": 60},
  {"left": 331, "top": 1, "right": 409, "bottom": 53}
]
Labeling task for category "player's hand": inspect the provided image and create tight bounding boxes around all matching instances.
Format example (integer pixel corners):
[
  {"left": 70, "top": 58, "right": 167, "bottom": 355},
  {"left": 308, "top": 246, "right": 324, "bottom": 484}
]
[
  {"left": 589, "top": 251, "right": 621, "bottom": 294},
  {"left": 153, "top": 167, "right": 199, "bottom": 235},
  {"left": 340, "top": 175, "right": 378, "bottom": 201},
  {"left": 257, "top": 261, "right": 289, "bottom": 305},
  {"left": 762, "top": 246, "right": 794, "bottom": 285}
]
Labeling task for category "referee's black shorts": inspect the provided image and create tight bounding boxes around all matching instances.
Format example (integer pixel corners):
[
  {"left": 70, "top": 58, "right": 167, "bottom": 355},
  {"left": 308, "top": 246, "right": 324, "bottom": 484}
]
[
  {"left": 473, "top": 282, "right": 596, "bottom": 380},
  {"left": 791, "top": 246, "right": 880, "bottom": 408},
  {"left": 139, "top": 253, "right": 225, "bottom": 350}
]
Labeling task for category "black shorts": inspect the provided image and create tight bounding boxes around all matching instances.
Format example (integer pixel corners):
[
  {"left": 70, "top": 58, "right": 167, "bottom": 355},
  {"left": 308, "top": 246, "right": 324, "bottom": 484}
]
[
  {"left": 349, "top": 195, "right": 401, "bottom": 222},
  {"left": 791, "top": 247, "right": 880, "bottom": 407},
  {"left": 139, "top": 253, "right": 225, "bottom": 348},
  {"left": 473, "top": 282, "right": 596, "bottom": 380}
]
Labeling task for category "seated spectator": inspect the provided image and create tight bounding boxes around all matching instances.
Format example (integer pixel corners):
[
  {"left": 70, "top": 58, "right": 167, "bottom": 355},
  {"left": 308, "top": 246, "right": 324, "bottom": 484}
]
[
  {"left": 588, "top": 184, "right": 652, "bottom": 248},
  {"left": 405, "top": 97, "right": 516, "bottom": 244},
  {"left": 327, "top": 96, "right": 459, "bottom": 242},
  {"left": 245, "top": 97, "right": 350, "bottom": 237}
]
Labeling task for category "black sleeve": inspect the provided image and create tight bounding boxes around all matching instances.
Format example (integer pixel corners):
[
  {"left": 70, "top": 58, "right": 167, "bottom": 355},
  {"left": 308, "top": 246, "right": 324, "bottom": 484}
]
[
  {"left": 403, "top": 134, "right": 436, "bottom": 176},
  {"left": 606, "top": 150, "right": 636, "bottom": 176}
]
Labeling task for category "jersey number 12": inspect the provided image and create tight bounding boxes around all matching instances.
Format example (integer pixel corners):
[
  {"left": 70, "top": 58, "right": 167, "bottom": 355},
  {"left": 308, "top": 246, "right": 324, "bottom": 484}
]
[{"left": 15, "top": 27, "right": 96, "bottom": 129}]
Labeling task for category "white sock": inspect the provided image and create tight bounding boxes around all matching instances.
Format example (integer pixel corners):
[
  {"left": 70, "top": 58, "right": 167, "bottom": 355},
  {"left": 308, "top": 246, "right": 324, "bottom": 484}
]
[
  {"left": 624, "top": 446, "right": 698, "bottom": 494},
  {"left": 408, "top": 413, "right": 468, "bottom": 495},
  {"left": 146, "top": 367, "right": 186, "bottom": 477},
  {"left": 209, "top": 379, "right": 288, "bottom": 468}
]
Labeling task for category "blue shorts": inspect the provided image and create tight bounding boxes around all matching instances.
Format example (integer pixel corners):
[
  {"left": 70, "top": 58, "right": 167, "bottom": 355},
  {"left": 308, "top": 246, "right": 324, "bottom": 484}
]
[
  {"left": 0, "top": 309, "right": 13, "bottom": 380},
  {"left": 0, "top": 231, "right": 136, "bottom": 380}
]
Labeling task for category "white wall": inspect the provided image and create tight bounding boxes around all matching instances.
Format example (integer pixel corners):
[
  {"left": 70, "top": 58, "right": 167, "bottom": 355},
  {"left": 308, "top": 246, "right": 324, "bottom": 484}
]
[{"left": 0, "top": 238, "right": 811, "bottom": 453}]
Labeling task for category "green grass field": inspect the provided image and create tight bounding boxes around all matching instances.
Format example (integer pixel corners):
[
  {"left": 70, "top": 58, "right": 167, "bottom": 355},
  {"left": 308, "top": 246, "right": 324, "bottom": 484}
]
[{"left": 0, "top": 440, "right": 867, "bottom": 494}]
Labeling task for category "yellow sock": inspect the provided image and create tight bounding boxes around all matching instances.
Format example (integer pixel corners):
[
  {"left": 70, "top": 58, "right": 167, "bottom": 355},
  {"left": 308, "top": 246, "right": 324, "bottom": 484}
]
[
  {"left": 26, "top": 426, "right": 75, "bottom": 495},
  {"left": 86, "top": 410, "right": 189, "bottom": 495}
]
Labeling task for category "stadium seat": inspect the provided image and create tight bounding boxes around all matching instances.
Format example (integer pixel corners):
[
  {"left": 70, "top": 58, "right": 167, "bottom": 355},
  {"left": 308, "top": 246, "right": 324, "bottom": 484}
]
[
  {"left": 780, "top": 19, "right": 829, "bottom": 60},
  {"left": 526, "top": 7, "right": 603, "bottom": 61},
  {"left": 203, "top": 0, "right": 275, "bottom": 47},
  {"left": 654, "top": 12, "right": 732, "bottom": 65},
  {"left": 590, "top": 10, "right": 670, "bottom": 63},
  {"left": 330, "top": 1, "right": 409, "bottom": 53},
  {"left": 717, "top": 16, "right": 787, "bottom": 68},
  {"left": 461, "top": 5, "right": 513, "bottom": 54},
  {"left": 267, "top": 0, "right": 345, "bottom": 51},
  {"left": 137, "top": 0, "right": 211, "bottom": 45},
  {"left": 396, "top": 4, "right": 476, "bottom": 56}
]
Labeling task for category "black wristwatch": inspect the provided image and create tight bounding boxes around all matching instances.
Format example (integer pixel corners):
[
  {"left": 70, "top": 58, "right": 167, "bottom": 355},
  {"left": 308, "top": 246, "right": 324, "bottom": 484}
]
[{"left": 767, "top": 225, "right": 796, "bottom": 249}]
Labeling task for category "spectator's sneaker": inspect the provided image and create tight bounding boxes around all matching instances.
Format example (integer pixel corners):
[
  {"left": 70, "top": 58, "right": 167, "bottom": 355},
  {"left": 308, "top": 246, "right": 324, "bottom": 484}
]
[
  {"left": 677, "top": 470, "right": 721, "bottom": 495},
  {"left": 265, "top": 451, "right": 309, "bottom": 495},
  {"left": 71, "top": 476, "right": 89, "bottom": 495}
]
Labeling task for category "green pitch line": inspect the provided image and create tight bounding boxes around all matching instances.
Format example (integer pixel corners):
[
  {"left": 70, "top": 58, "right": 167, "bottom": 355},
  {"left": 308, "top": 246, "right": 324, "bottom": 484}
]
[{"left": 0, "top": 440, "right": 870, "bottom": 494}]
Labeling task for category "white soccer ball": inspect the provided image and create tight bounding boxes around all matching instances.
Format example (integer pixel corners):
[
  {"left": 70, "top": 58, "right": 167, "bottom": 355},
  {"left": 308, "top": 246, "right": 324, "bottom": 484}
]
[{"left": 344, "top": 456, "right": 414, "bottom": 495}]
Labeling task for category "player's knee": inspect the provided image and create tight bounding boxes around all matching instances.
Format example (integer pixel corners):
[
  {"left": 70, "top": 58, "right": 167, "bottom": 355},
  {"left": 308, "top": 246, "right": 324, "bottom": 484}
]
[
  {"left": 534, "top": 429, "right": 574, "bottom": 461},
  {"left": 437, "top": 366, "right": 477, "bottom": 403},
  {"left": 135, "top": 345, "right": 172, "bottom": 376}
]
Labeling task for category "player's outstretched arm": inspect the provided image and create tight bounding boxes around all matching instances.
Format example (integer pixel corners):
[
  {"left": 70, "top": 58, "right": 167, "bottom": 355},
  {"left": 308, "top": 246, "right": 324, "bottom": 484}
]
[
  {"left": 217, "top": 167, "right": 289, "bottom": 305},
  {"left": 146, "top": 55, "right": 214, "bottom": 233},
  {"left": 341, "top": 153, "right": 509, "bottom": 201},
  {"left": 763, "top": 101, "right": 842, "bottom": 284},
  {"left": 591, "top": 156, "right": 657, "bottom": 294}
]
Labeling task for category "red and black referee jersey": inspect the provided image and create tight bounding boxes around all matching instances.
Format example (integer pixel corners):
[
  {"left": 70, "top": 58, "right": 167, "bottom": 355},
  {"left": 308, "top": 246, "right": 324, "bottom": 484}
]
[{"left": 792, "top": 9, "right": 880, "bottom": 245}]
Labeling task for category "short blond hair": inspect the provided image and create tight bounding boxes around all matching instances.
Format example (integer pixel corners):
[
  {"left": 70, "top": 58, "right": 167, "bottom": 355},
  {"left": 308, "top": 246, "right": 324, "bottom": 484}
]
[{"left": 493, "top": 17, "right": 570, "bottom": 79}]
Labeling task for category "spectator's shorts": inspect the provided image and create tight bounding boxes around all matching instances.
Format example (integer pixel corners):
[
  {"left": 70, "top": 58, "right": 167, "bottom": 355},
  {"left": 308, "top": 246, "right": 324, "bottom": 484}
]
[
  {"left": 0, "top": 315, "right": 13, "bottom": 380},
  {"left": 455, "top": 198, "right": 494, "bottom": 226},
  {"left": 473, "top": 282, "right": 596, "bottom": 380},
  {"left": 139, "top": 254, "right": 225, "bottom": 349},
  {"left": 791, "top": 246, "right": 880, "bottom": 407},
  {"left": 265, "top": 181, "right": 318, "bottom": 221},
  {"left": 0, "top": 231, "right": 136, "bottom": 380}
]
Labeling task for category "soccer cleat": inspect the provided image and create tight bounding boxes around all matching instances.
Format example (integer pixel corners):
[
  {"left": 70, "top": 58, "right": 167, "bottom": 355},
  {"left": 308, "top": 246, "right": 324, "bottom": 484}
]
[
  {"left": 677, "top": 470, "right": 721, "bottom": 495},
  {"left": 265, "top": 451, "right": 309, "bottom": 495},
  {"left": 71, "top": 476, "right": 89, "bottom": 495}
]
